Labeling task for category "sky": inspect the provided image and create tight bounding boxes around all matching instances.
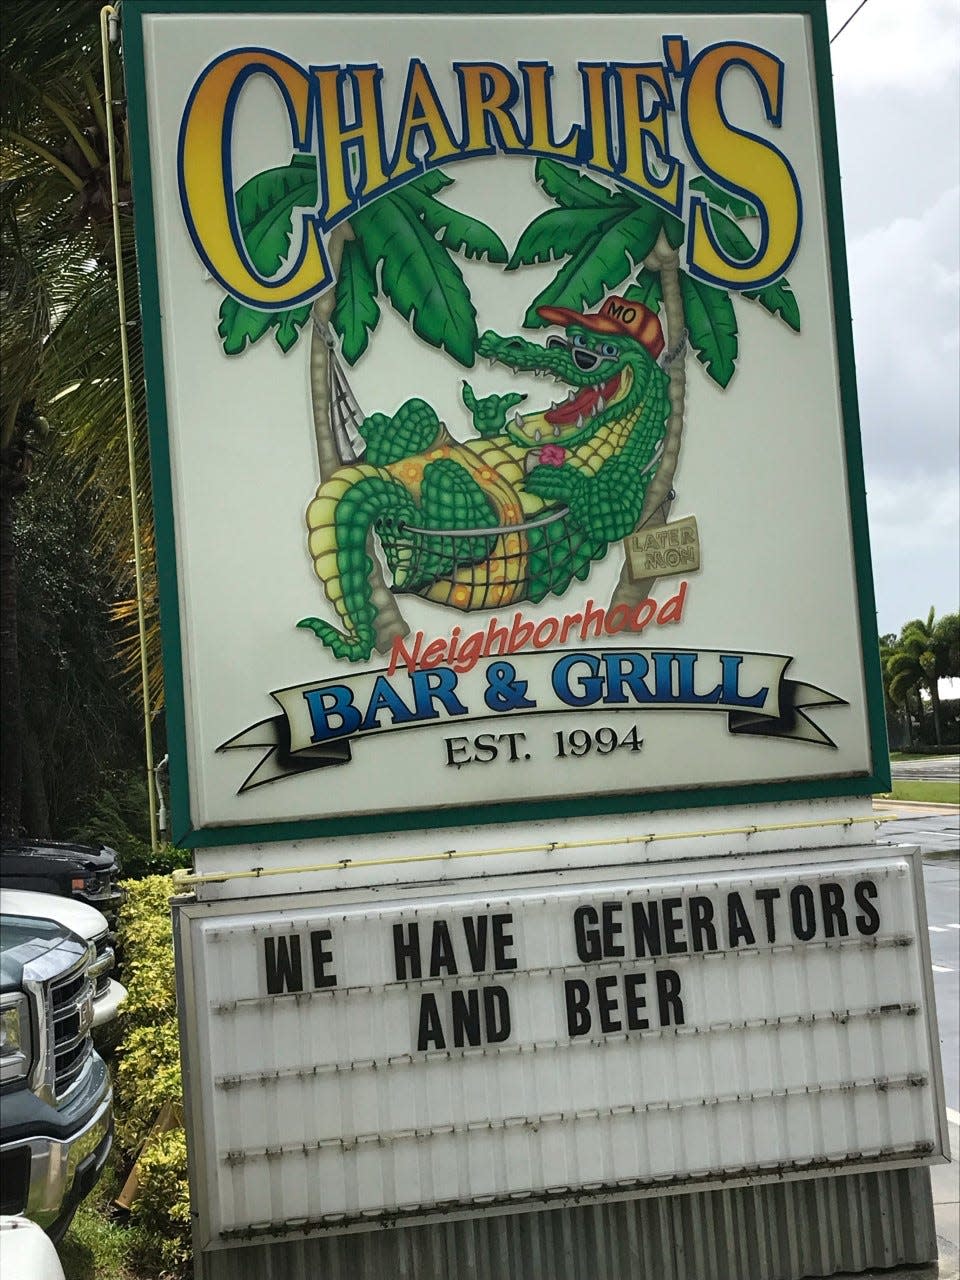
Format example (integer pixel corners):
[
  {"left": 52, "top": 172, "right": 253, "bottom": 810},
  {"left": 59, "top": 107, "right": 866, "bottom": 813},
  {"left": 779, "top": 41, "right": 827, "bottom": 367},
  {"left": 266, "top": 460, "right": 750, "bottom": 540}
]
[{"left": 825, "top": 0, "right": 959, "bottom": 636}]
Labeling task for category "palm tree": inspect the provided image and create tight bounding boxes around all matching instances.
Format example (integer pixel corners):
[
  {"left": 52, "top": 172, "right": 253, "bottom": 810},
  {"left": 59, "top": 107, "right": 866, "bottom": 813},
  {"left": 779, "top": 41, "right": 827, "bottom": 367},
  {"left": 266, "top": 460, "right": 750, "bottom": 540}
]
[
  {"left": 214, "top": 157, "right": 508, "bottom": 651},
  {"left": 507, "top": 160, "right": 801, "bottom": 611},
  {"left": 879, "top": 632, "right": 912, "bottom": 749},
  {"left": 887, "top": 609, "right": 960, "bottom": 747},
  {"left": 1, "top": 0, "right": 153, "bottom": 832}
]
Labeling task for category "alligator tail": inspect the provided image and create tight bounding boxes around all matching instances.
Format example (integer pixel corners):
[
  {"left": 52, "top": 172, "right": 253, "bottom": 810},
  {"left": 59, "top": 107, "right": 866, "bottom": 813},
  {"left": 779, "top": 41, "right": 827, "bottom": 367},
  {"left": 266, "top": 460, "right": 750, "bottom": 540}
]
[{"left": 300, "top": 466, "right": 417, "bottom": 662}]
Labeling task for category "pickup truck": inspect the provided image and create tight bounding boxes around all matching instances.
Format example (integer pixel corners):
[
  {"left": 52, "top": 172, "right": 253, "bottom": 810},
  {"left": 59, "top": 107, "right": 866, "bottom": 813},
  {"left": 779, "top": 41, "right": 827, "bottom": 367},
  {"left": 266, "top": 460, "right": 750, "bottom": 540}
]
[
  {"left": 0, "top": 890, "right": 126, "bottom": 1029},
  {"left": 0, "top": 839, "right": 124, "bottom": 932},
  {"left": 0, "top": 907, "right": 113, "bottom": 1241}
]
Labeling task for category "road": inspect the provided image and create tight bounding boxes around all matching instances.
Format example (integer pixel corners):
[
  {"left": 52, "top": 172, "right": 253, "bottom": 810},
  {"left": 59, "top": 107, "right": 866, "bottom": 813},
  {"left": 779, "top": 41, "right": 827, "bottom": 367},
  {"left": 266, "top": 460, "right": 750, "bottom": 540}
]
[
  {"left": 890, "top": 753, "right": 960, "bottom": 785},
  {"left": 878, "top": 811, "right": 960, "bottom": 1115}
]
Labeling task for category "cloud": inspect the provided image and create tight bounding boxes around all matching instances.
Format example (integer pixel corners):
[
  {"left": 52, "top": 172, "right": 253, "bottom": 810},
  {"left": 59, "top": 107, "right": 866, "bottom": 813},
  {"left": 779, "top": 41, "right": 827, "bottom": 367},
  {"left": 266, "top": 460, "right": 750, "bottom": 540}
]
[
  {"left": 827, "top": 0, "right": 960, "bottom": 91},
  {"left": 864, "top": 464, "right": 959, "bottom": 633},
  {"left": 847, "top": 183, "right": 960, "bottom": 481}
]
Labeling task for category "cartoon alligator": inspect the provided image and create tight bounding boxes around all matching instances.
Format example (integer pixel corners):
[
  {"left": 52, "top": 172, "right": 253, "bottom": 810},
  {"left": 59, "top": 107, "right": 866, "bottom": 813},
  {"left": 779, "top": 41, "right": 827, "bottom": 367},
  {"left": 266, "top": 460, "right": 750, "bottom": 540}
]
[{"left": 300, "top": 296, "right": 671, "bottom": 661}]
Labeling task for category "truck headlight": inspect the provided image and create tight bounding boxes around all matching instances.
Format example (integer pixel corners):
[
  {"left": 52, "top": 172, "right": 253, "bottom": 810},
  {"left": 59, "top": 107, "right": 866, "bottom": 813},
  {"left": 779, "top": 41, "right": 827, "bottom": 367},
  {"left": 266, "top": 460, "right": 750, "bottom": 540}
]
[{"left": 0, "top": 993, "right": 31, "bottom": 1083}]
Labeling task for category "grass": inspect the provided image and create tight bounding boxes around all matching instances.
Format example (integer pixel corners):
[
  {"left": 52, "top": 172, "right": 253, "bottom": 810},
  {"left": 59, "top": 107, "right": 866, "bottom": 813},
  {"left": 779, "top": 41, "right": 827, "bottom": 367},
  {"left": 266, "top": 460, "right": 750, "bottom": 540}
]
[
  {"left": 58, "top": 1157, "right": 144, "bottom": 1280},
  {"left": 875, "top": 780, "right": 960, "bottom": 804}
]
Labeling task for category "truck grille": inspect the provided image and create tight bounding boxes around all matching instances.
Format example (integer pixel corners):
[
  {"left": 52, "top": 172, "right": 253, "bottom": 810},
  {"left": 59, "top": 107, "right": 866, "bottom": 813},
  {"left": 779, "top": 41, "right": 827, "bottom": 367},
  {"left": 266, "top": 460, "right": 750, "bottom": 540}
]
[
  {"left": 89, "top": 932, "right": 115, "bottom": 998},
  {"left": 49, "top": 962, "right": 94, "bottom": 1099}
]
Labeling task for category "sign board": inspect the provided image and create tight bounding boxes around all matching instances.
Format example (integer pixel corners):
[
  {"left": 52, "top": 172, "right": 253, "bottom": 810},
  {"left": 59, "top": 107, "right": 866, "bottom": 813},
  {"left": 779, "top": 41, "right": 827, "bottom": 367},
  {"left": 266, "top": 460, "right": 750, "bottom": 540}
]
[
  {"left": 123, "top": 2, "right": 889, "bottom": 848},
  {"left": 175, "top": 849, "right": 948, "bottom": 1246}
]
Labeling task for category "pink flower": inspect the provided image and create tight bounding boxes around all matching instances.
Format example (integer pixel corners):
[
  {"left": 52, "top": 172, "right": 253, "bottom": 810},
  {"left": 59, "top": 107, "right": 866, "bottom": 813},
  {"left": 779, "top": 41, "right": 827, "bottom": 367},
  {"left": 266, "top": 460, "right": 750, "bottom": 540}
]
[{"left": 539, "top": 444, "right": 567, "bottom": 467}]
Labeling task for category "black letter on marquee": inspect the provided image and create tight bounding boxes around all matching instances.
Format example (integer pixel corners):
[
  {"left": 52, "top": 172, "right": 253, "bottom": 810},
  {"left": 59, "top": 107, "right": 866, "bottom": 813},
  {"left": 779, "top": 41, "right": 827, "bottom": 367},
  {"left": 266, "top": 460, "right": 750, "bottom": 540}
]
[
  {"left": 656, "top": 969, "right": 684, "bottom": 1026},
  {"left": 462, "top": 915, "right": 488, "bottom": 972},
  {"left": 601, "top": 902, "right": 625, "bottom": 957},
  {"left": 632, "top": 900, "right": 662, "bottom": 957},
  {"left": 790, "top": 885, "right": 817, "bottom": 941},
  {"left": 394, "top": 922, "right": 421, "bottom": 980},
  {"left": 727, "top": 893, "right": 756, "bottom": 948},
  {"left": 310, "top": 929, "right": 337, "bottom": 987},
  {"left": 689, "top": 896, "right": 718, "bottom": 952},
  {"left": 451, "top": 988, "right": 482, "bottom": 1047},
  {"left": 819, "top": 883, "right": 849, "bottom": 938},
  {"left": 263, "top": 934, "right": 303, "bottom": 995},
  {"left": 483, "top": 985, "right": 511, "bottom": 1043},
  {"left": 565, "top": 979, "right": 592, "bottom": 1036},
  {"left": 624, "top": 972, "right": 649, "bottom": 1030},
  {"left": 662, "top": 898, "right": 688, "bottom": 954},
  {"left": 417, "top": 993, "right": 446, "bottom": 1051},
  {"left": 854, "top": 880, "right": 880, "bottom": 935},
  {"left": 597, "top": 975, "right": 622, "bottom": 1032},
  {"left": 492, "top": 915, "right": 518, "bottom": 970},
  {"left": 429, "top": 920, "right": 459, "bottom": 976},
  {"left": 574, "top": 905, "right": 602, "bottom": 962},
  {"left": 754, "top": 887, "right": 780, "bottom": 942}
]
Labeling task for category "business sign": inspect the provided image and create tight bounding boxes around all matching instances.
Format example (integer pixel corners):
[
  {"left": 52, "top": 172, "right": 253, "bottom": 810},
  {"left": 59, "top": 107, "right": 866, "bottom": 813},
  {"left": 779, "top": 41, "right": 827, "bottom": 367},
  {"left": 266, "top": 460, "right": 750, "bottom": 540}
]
[
  {"left": 124, "top": 2, "right": 888, "bottom": 846},
  {"left": 175, "top": 850, "right": 947, "bottom": 1246}
]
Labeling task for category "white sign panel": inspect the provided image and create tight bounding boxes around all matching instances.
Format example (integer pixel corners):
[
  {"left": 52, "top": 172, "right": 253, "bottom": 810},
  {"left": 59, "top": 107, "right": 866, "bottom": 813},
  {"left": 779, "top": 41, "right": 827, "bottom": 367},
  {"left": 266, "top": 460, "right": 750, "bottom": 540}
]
[
  {"left": 124, "top": 2, "right": 889, "bottom": 847},
  {"left": 176, "top": 850, "right": 947, "bottom": 1247}
]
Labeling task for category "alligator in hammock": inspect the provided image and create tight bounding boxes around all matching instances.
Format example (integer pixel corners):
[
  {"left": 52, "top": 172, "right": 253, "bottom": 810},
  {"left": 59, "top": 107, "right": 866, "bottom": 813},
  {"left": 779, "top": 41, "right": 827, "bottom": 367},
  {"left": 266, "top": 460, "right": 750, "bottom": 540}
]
[{"left": 300, "top": 295, "right": 672, "bottom": 662}]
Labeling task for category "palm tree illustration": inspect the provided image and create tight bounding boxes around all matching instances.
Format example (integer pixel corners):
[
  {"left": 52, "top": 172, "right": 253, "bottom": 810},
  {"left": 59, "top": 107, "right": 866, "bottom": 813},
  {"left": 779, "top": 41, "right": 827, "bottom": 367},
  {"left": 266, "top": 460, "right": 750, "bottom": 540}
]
[
  {"left": 506, "top": 159, "right": 802, "bottom": 610},
  {"left": 217, "top": 155, "right": 508, "bottom": 653}
]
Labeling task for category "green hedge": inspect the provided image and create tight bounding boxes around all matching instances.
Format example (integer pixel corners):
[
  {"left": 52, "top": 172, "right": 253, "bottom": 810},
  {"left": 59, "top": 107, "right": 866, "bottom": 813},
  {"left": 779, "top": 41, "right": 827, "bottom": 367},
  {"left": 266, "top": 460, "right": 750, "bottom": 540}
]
[{"left": 113, "top": 875, "right": 192, "bottom": 1275}]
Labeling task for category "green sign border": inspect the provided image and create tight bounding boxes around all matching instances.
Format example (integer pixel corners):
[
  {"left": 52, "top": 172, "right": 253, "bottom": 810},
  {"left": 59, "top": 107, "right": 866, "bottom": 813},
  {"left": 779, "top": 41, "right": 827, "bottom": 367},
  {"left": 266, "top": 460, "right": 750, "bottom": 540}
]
[{"left": 122, "top": 0, "right": 890, "bottom": 849}]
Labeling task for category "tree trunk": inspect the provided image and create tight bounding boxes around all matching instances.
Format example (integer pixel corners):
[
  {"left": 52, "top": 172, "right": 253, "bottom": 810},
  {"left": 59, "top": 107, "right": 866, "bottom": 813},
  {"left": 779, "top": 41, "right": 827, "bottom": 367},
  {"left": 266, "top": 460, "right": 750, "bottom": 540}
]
[
  {"left": 609, "top": 230, "right": 686, "bottom": 610},
  {"left": 309, "top": 223, "right": 353, "bottom": 485},
  {"left": 928, "top": 679, "right": 943, "bottom": 746},
  {"left": 309, "top": 225, "right": 409, "bottom": 654},
  {"left": 0, "top": 473, "right": 23, "bottom": 837},
  {"left": 21, "top": 718, "right": 51, "bottom": 837},
  {"left": 913, "top": 690, "right": 927, "bottom": 743}
]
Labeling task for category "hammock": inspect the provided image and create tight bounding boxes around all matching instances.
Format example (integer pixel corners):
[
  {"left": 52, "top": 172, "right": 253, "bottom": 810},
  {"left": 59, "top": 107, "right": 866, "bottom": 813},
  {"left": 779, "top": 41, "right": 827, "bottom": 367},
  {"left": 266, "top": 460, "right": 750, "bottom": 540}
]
[{"left": 319, "top": 320, "right": 676, "bottom": 608}]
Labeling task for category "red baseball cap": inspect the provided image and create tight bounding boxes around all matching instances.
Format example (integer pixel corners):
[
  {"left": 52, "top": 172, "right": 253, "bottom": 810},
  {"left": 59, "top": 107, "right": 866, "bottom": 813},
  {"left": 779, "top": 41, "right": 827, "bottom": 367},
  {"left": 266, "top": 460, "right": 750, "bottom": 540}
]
[{"left": 537, "top": 294, "right": 665, "bottom": 360}]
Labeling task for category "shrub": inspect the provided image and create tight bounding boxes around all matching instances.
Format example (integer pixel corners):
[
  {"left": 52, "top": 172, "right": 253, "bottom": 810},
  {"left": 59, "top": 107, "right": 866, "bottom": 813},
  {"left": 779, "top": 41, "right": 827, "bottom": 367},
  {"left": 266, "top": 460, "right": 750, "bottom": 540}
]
[
  {"left": 114, "top": 1021, "right": 183, "bottom": 1153},
  {"left": 112, "top": 875, "right": 192, "bottom": 1275},
  {"left": 128, "top": 1130, "right": 193, "bottom": 1275}
]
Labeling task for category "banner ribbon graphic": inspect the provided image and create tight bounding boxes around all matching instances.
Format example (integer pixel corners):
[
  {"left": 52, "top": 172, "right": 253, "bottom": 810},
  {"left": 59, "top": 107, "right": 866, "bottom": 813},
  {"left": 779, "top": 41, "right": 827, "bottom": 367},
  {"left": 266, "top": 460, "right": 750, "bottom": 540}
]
[{"left": 219, "top": 647, "right": 847, "bottom": 792}]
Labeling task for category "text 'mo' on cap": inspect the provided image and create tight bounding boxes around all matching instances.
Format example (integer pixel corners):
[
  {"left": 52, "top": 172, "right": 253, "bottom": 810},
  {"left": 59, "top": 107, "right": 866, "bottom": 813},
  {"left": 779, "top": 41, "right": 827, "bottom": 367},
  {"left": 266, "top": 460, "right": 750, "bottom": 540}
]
[{"left": 537, "top": 295, "right": 665, "bottom": 360}]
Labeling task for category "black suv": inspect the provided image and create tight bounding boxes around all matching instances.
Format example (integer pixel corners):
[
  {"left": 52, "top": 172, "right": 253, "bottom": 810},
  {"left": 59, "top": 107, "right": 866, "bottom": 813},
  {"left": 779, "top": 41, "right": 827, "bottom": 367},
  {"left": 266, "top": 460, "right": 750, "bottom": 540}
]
[{"left": 0, "top": 840, "right": 124, "bottom": 931}]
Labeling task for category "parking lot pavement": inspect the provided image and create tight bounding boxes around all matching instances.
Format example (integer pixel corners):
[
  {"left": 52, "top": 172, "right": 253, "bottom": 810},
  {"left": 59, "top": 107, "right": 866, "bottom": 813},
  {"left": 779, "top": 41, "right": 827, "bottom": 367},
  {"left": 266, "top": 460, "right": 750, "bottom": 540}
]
[
  {"left": 874, "top": 806, "right": 960, "bottom": 842},
  {"left": 864, "top": 809, "right": 960, "bottom": 1280}
]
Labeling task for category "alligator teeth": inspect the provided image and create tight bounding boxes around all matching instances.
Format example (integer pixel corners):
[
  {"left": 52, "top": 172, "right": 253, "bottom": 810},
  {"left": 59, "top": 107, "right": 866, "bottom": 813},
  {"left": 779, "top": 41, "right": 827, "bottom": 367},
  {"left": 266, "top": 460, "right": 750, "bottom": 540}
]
[
  {"left": 514, "top": 412, "right": 524, "bottom": 428},
  {"left": 575, "top": 414, "right": 585, "bottom": 429},
  {"left": 550, "top": 400, "right": 561, "bottom": 410},
  {"left": 534, "top": 428, "right": 542, "bottom": 442},
  {"left": 566, "top": 390, "right": 576, "bottom": 403},
  {"left": 596, "top": 395, "right": 605, "bottom": 413},
  {"left": 553, "top": 424, "right": 562, "bottom": 437}
]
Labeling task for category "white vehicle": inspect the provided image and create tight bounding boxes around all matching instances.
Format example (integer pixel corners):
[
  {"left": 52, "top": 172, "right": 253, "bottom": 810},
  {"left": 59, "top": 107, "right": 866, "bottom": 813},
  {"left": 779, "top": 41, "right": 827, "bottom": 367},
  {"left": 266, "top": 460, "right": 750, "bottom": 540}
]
[
  {"left": 0, "top": 891, "right": 125, "bottom": 1028},
  {"left": 0, "top": 1215, "right": 66, "bottom": 1279}
]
